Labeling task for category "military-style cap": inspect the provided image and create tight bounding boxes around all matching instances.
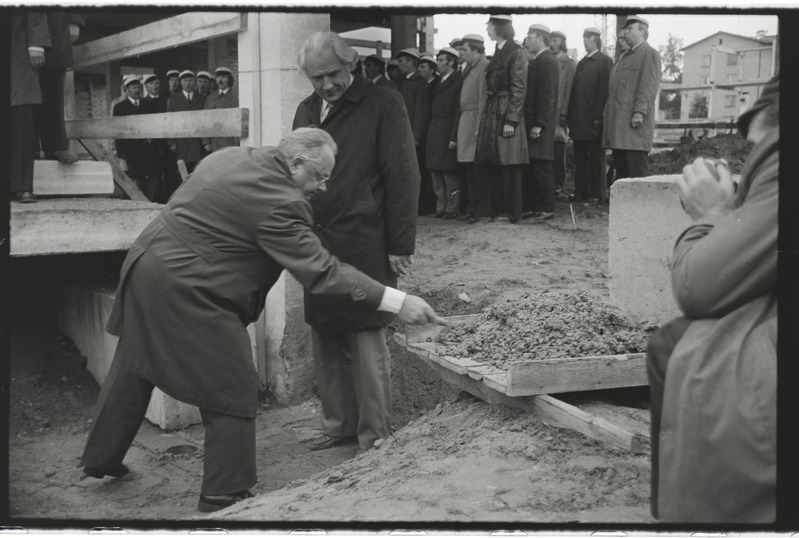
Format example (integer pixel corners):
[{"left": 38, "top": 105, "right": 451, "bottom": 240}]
[
  {"left": 528, "top": 23, "right": 551, "bottom": 36},
  {"left": 625, "top": 15, "right": 649, "bottom": 28},
  {"left": 387, "top": 58, "right": 400, "bottom": 67},
  {"left": 196, "top": 70, "right": 213, "bottom": 80},
  {"left": 122, "top": 74, "right": 141, "bottom": 87},
  {"left": 214, "top": 66, "right": 233, "bottom": 76},
  {"left": 143, "top": 73, "right": 158, "bottom": 84},
  {"left": 449, "top": 38, "right": 464, "bottom": 47},
  {"left": 166, "top": 69, "right": 180, "bottom": 78},
  {"left": 397, "top": 48, "right": 421, "bottom": 60},
  {"left": 583, "top": 27, "right": 602, "bottom": 36},
  {"left": 488, "top": 14, "right": 513, "bottom": 22},
  {"left": 551, "top": 30, "right": 567, "bottom": 40},
  {"left": 737, "top": 75, "right": 779, "bottom": 138},
  {"left": 438, "top": 46, "right": 460, "bottom": 59},
  {"left": 364, "top": 54, "right": 386, "bottom": 64},
  {"left": 463, "top": 33, "right": 484, "bottom": 44},
  {"left": 179, "top": 70, "right": 195, "bottom": 79},
  {"left": 419, "top": 53, "right": 436, "bottom": 66}
]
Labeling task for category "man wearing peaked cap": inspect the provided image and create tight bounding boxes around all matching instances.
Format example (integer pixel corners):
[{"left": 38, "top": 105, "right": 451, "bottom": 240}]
[
  {"left": 603, "top": 13, "right": 660, "bottom": 181},
  {"left": 449, "top": 38, "right": 467, "bottom": 72},
  {"left": 386, "top": 58, "right": 401, "bottom": 82},
  {"left": 167, "top": 67, "right": 205, "bottom": 178},
  {"left": 363, "top": 54, "right": 398, "bottom": 91},
  {"left": 487, "top": 14, "right": 512, "bottom": 22},
  {"left": 196, "top": 70, "right": 213, "bottom": 96},
  {"left": 166, "top": 69, "right": 181, "bottom": 94},
  {"left": 203, "top": 66, "right": 239, "bottom": 155},
  {"left": 549, "top": 29, "right": 576, "bottom": 198},
  {"left": 418, "top": 53, "right": 437, "bottom": 84},
  {"left": 142, "top": 72, "right": 173, "bottom": 202}
]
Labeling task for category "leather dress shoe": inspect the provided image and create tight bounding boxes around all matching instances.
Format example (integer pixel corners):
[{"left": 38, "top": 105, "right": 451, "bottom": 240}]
[
  {"left": 53, "top": 150, "right": 79, "bottom": 163},
  {"left": 83, "top": 463, "right": 130, "bottom": 479},
  {"left": 532, "top": 211, "right": 554, "bottom": 221},
  {"left": 432, "top": 211, "right": 445, "bottom": 219},
  {"left": 14, "top": 192, "right": 37, "bottom": 203},
  {"left": 197, "top": 490, "right": 254, "bottom": 513},
  {"left": 442, "top": 212, "right": 457, "bottom": 220},
  {"left": 306, "top": 434, "right": 357, "bottom": 451}
]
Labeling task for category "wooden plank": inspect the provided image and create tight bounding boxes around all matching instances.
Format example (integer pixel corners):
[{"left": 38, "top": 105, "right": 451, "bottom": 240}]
[
  {"left": 66, "top": 109, "right": 249, "bottom": 140},
  {"left": 416, "top": 354, "right": 646, "bottom": 453},
  {"left": 78, "top": 140, "right": 148, "bottom": 202},
  {"left": 73, "top": 13, "right": 246, "bottom": 68},
  {"left": 177, "top": 160, "right": 189, "bottom": 183},
  {"left": 33, "top": 161, "right": 114, "bottom": 196},
  {"left": 506, "top": 353, "right": 647, "bottom": 397}
]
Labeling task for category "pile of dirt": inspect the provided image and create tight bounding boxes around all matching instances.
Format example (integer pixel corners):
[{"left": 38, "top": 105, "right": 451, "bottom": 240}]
[
  {"left": 649, "top": 133, "right": 752, "bottom": 175},
  {"left": 440, "top": 290, "right": 657, "bottom": 369}
]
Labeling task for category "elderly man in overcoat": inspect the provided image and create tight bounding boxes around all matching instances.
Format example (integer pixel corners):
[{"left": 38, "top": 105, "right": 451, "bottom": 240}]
[
  {"left": 549, "top": 30, "right": 576, "bottom": 196},
  {"left": 567, "top": 27, "right": 612, "bottom": 202},
  {"left": 457, "top": 34, "right": 490, "bottom": 224},
  {"left": 426, "top": 47, "right": 463, "bottom": 219},
  {"left": 167, "top": 70, "right": 206, "bottom": 175},
  {"left": 521, "top": 24, "right": 559, "bottom": 221},
  {"left": 292, "top": 32, "right": 421, "bottom": 456},
  {"left": 202, "top": 66, "right": 240, "bottom": 154},
  {"left": 475, "top": 15, "right": 529, "bottom": 223},
  {"left": 80, "top": 128, "right": 442, "bottom": 514},
  {"left": 602, "top": 15, "right": 660, "bottom": 180}
]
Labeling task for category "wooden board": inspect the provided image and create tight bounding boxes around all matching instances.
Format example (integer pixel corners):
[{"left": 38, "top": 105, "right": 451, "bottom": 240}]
[
  {"left": 73, "top": 12, "right": 246, "bottom": 68},
  {"left": 33, "top": 161, "right": 114, "bottom": 195},
  {"left": 78, "top": 140, "right": 148, "bottom": 202},
  {"left": 66, "top": 109, "right": 249, "bottom": 140}
]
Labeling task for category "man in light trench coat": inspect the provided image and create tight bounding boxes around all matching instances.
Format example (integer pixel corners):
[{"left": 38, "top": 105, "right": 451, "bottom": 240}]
[{"left": 80, "top": 128, "right": 444, "bottom": 514}]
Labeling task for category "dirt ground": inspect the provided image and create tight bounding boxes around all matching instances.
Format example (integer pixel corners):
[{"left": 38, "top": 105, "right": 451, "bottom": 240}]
[{"left": 8, "top": 191, "right": 662, "bottom": 528}]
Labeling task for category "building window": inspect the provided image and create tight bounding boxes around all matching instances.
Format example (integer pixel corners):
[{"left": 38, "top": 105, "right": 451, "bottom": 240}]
[
  {"left": 701, "top": 75, "right": 710, "bottom": 85},
  {"left": 724, "top": 95, "right": 735, "bottom": 107},
  {"left": 702, "top": 55, "right": 711, "bottom": 67},
  {"left": 726, "top": 73, "right": 737, "bottom": 83},
  {"left": 727, "top": 53, "right": 738, "bottom": 65}
]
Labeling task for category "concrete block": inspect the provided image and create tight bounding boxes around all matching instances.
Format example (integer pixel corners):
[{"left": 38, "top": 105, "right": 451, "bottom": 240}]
[
  {"left": 608, "top": 176, "right": 691, "bottom": 324},
  {"left": 10, "top": 198, "right": 162, "bottom": 257},
  {"left": 33, "top": 160, "right": 114, "bottom": 195}
]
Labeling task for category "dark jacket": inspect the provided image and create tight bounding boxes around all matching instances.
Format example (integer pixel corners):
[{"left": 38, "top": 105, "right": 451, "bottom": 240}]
[
  {"left": 293, "top": 76, "right": 420, "bottom": 330},
  {"left": 107, "top": 146, "right": 386, "bottom": 418},
  {"left": 567, "top": 51, "right": 612, "bottom": 141},
  {"left": 524, "top": 49, "right": 559, "bottom": 161},
  {"left": 475, "top": 40, "right": 528, "bottom": 166},
  {"left": 42, "top": 12, "right": 85, "bottom": 68},
  {"left": 396, "top": 72, "right": 430, "bottom": 145},
  {"left": 373, "top": 75, "right": 399, "bottom": 92},
  {"left": 202, "top": 89, "right": 240, "bottom": 153},
  {"left": 113, "top": 98, "right": 161, "bottom": 176},
  {"left": 426, "top": 71, "right": 462, "bottom": 171},
  {"left": 167, "top": 91, "right": 206, "bottom": 164}
]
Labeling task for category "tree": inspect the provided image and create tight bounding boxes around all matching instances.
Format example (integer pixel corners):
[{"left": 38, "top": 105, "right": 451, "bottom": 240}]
[
  {"left": 659, "top": 91, "right": 682, "bottom": 120},
  {"left": 688, "top": 92, "right": 709, "bottom": 119},
  {"left": 659, "top": 34, "right": 684, "bottom": 83}
]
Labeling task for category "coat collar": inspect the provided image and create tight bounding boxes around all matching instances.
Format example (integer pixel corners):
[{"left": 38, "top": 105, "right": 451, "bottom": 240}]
[{"left": 315, "top": 75, "right": 369, "bottom": 125}]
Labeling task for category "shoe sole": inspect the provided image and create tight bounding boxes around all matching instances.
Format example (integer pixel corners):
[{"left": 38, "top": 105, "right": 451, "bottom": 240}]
[{"left": 197, "top": 501, "right": 227, "bottom": 513}]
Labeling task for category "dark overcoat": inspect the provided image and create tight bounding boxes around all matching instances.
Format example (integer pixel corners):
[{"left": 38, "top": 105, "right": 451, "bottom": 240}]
[
  {"left": 567, "top": 51, "right": 612, "bottom": 141},
  {"left": 41, "top": 12, "right": 85, "bottom": 68},
  {"left": 167, "top": 91, "right": 206, "bottom": 164},
  {"left": 293, "top": 76, "right": 420, "bottom": 331},
  {"left": 113, "top": 98, "right": 161, "bottom": 176},
  {"left": 426, "top": 71, "right": 462, "bottom": 171},
  {"left": 524, "top": 49, "right": 559, "bottom": 162},
  {"left": 475, "top": 40, "right": 528, "bottom": 166},
  {"left": 373, "top": 75, "right": 399, "bottom": 92},
  {"left": 655, "top": 131, "right": 778, "bottom": 522},
  {"left": 602, "top": 41, "right": 661, "bottom": 151},
  {"left": 107, "top": 146, "right": 385, "bottom": 418},
  {"left": 397, "top": 72, "right": 431, "bottom": 145},
  {"left": 202, "top": 89, "right": 240, "bottom": 152},
  {"left": 11, "top": 12, "right": 48, "bottom": 106}
]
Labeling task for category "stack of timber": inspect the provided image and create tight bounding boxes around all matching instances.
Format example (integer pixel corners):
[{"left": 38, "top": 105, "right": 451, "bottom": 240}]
[{"left": 394, "top": 314, "right": 649, "bottom": 454}]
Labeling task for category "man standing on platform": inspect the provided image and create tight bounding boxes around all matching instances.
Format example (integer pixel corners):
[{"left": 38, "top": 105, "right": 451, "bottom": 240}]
[
  {"left": 549, "top": 30, "right": 576, "bottom": 198},
  {"left": 293, "top": 32, "right": 421, "bottom": 456},
  {"left": 166, "top": 69, "right": 181, "bottom": 95},
  {"left": 602, "top": 15, "right": 660, "bottom": 180},
  {"left": 568, "top": 28, "right": 612, "bottom": 203},
  {"left": 202, "top": 67, "right": 239, "bottom": 154},
  {"left": 167, "top": 70, "right": 206, "bottom": 176}
]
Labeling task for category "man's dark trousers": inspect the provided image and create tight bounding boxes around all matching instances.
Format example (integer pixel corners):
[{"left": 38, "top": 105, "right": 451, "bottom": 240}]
[{"left": 611, "top": 149, "right": 649, "bottom": 180}]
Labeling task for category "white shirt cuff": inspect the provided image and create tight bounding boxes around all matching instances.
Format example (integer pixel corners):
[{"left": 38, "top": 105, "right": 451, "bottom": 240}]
[
  {"left": 28, "top": 46, "right": 45, "bottom": 53},
  {"left": 378, "top": 287, "right": 407, "bottom": 314}
]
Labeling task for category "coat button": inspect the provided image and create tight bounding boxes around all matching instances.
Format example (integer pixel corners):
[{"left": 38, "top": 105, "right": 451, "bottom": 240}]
[
  {"left": 353, "top": 288, "right": 365, "bottom": 299},
  {"left": 314, "top": 224, "right": 322, "bottom": 231}
]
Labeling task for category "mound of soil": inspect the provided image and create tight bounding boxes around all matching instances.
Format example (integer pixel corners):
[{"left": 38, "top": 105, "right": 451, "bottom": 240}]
[{"left": 649, "top": 134, "right": 752, "bottom": 175}]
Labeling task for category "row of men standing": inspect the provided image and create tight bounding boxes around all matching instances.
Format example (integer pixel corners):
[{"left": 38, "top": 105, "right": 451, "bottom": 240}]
[{"left": 112, "top": 67, "right": 239, "bottom": 203}]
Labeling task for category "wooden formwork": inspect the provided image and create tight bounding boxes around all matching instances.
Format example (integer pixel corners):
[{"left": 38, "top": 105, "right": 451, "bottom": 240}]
[{"left": 394, "top": 314, "right": 649, "bottom": 454}]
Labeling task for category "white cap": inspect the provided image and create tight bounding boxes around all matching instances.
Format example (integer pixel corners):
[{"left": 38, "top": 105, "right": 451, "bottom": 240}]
[
  {"left": 122, "top": 74, "right": 141, "bottom": 87},
  {"left": 179, "top": 69, "right": 195, "bottom": 79},
  {"left": 397, "top": 48, "right": 421, "bottom": 60}
]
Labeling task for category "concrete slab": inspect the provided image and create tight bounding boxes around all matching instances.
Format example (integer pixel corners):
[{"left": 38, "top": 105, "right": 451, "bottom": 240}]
[
  {"left": 33, "top": 160, "right": 114, "bottom": 195},
  {"left": 10, "top": 198, "right": 162, "bottom": 257},
  {"left": 608, "top": 176, "right": 691, "bottom": 324}
]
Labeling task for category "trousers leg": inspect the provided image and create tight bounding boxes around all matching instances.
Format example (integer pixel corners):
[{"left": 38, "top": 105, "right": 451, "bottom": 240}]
[
  {"left": 311, "top": 329, "right": 358, "bottom": 438},
  {"left": 489, "top": 166, "right": 504, "bottom": 218},
  {"left": 430, "top": 170, "right": 447, "bottom": 214},
  {"left": 199, "top": 409, "right": 257, "bottom": 495},
  {"left": 38, "top": 67, "right": 69, "bottom": 153},
  {"left": 645, "top": 316, "right": 693, "bottom": 519},
  {"left": 347, "top": 329, "right": 392, "bottom": 450},
  {"left": 463, "top": 164, "right": 477, "bottom": 216},
  {"left": 612, "top": 149, "right": 629, "bottom": 180},
  {"left": 627, "top": 150, "right": 650, "bottom": 178},
  {"left": 531, "top": 159, "right": 556, "bottom": 213},
  {"left": 10, "top": 105, "right": 37, "bottom": 194},
  {"left": 503, "top": 165, "right": 523, "bottom": 221},
  {"left": 588, "top": 140, "right": 608, "bottom": 199},
  {"left": 81, "top": 344, "right": 154, "bottom": 470},
  {"left": 554, "top": 140, "right": 566, "bottom": 191},
  {"left": 473, "top": 163, "right": 492, "bottom": 218},
  {"left": 572, "top": 140, "right": 590, "bottom": 200},
  {"left": 444, "top": 170, "right": 461, "bottom": 214}
]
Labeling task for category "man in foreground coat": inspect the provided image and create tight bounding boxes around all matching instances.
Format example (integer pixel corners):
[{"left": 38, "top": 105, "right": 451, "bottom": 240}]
[
  {"left": 645, "top": 76, "right": 778, "bottom": 523},
  {"left": 80, "top": 128, "right": 443, "bottom": 513},
  {"left": 293, "top": 32, "right": 421, "bottom": 457}
]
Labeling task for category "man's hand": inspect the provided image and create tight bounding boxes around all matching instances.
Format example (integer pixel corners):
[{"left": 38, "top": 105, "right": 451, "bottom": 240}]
[
  {"left": 397, "top": 295, "right": 450, "bottom": 326},
  {"left": 69, "top": 23, "right": 80, "bottom": 44},
  {"left": 388, "top": 254, "right": 413, "bottom": 277},
  {"left": 448, "top": 141, "right": 457, "bottom": 150},
  {"left": 677, "top": 157, "right": 736, "bottom": 221},
  {"left": 593, "top": 118, "right": 603, "bottom": 130},
  {"left": 631, "top": 112, "right": 644, "bottom": 128},
  {"left": 529, "top": 125, "right": 541, "bottom": 139},
  {"left": 502, "top": 123, "right": 516, "bottom": 138},
  {"left": 169, "top": 144, "right": 177, "bottom": 153},
  {"left": 204, "top": 144, "right": 211, "bottom": 152},
  {"left": 28, "top": 48, "right": 45, "bottom": 71}
]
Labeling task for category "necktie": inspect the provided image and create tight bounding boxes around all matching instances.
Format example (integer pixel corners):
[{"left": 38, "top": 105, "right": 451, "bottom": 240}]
[
  {"left": 133, "top": 100, "right": 139, "bottom": 108},
  {"left": 320, "top": 100, "right": 331, "bottom": 122}
]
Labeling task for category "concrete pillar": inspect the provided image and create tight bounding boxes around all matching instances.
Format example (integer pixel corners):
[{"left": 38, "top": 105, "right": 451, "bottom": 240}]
[
  {"left": 419, "top": 16, "right": 435, "bottom": 53},
  {"left": 238, "top": 12, "right": 329, "bottom": 405},
  {"left": 390, "top": 15, "right": 418, "bottom": 56}
]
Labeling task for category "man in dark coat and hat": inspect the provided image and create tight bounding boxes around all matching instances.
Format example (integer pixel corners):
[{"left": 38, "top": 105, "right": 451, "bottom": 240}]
[
  {"left": 363, "top": 54, "right": 398, "bottom": 92},
  {"left": 521, "top": 24, "right": 559, "bottom": 221},
  {"left": 202, "top": 66, "right": 240, "bottom": 154},
  {"left": 292, "top": 32, "right": 421, "bottom": 457},
  {"left": 645, "top": 77, "right": 778, "bottom": 523},
  {"left": 80, "top": 128, "right": 444, "bottom": 513},
  {"left": 167, "top": 70, "right": 206, "bottom": 175}
]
